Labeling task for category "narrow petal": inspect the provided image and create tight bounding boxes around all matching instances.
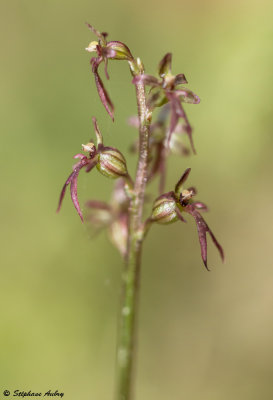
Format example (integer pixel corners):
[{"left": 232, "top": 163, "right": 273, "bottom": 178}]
[
  {"left": 57, "top": 156, "right": 91, "bottom": 222},
  {"left": 92, "top": 59, "right": 114, "bottom": 121},
  {"left": 70, "top": 167, "right": 83, "bottom": 221},
  {"left": 92, "top": 117, "right": 103, "bottom": 146},
  {"left": 86, "top": 23, "right": 107, "bottom": 43},
  {"left": 158, "top": 53, "right": 172, "bottom": 77},
  {"left": 132, "top": 74, "right": 161, "bottom": 87},
  {"left": 57, "top": 171, "right": 74, "bottom": 213},
  {"left": 185, "top": 204, "right": 224, "bottom": 269},
  {"left": 174, "top": 73, "right": 188, "bottom": 86},
  {"left": 175, "top": 168, "right": 191, "bottom": 194}
]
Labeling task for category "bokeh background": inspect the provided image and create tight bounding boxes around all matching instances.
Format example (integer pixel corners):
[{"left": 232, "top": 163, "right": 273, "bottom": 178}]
[{"left": 1, "top": 0, "right": 273, "bottom": 399}]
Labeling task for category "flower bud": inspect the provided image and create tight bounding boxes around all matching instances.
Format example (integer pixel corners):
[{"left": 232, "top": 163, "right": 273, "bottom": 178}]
[
  {"left": 96, "top": 147, "right": 128, "bottom": 179},
  {"left": 151, "top": 193, "right": 178, "bottom": 224},
  {"left": 106, "top": 41, "right": 133, "bottom": 61}
]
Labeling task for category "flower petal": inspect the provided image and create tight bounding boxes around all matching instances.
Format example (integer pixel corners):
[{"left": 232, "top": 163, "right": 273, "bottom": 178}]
[
  {"left": 57, "top": 171, "right": 74, "bottom": 214},
  {"left": 158, "top": 53, "right": 172, "bottom": 77},
  {"left": 175, "top": 168, "right": 191, "bottom": 194},
  {"left": 70, "top": 167, "right": 83, "bottom": 221},
  {"left": 184, "top": 204, "right": 224, "bottom": 270},
  {"left": 174, "top": 73, "right": 188, "bottom": 86},
  {"left": 57, "top": 156, "right": 92, "bottom": 222},
  {"left": 106, "top": 41, "right": 134, "bottom": 61},
  {"left": 86, "top": 23, "right": 107, "bottom": 44},
  {"left": 92, "top": 117, "right": 103, "bottom": 146},
  {"left": 92, "top": 59, "right": 114, "bottom": 121}
]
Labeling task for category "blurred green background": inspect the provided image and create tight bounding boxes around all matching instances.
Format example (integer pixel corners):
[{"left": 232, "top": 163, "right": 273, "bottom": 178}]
[{"left": 1, "top": 0, "right": 273, "bottom": 399}]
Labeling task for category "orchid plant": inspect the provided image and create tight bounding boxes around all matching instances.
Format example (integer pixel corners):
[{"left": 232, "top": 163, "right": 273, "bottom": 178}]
[{"left": 57, "top": 24, "right": 224, "bottom": 400}]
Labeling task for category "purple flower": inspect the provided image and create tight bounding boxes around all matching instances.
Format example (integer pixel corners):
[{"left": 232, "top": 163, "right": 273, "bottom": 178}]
[
  {"left": 132, "top": 53, "right": 200, "bottom": 153},
  {"left": 85, "top": 24, "right": 134, "bottom": 120},
  {"left": 150, "top": 168, "right": 224, "bottom": 270},
  {"left": 85, "top": 180, "right": 130, "bottom": 257},
  {"left": 57, "top": 118, "right": 131, "bottom": 222}
]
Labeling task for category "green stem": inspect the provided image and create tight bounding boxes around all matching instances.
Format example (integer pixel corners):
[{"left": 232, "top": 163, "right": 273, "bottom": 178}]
[{"left": 115, "top": 80, "right": 151, "bottom": 400}]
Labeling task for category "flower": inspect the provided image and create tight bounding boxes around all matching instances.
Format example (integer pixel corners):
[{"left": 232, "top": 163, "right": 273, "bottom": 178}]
[
  {"left": 85, "top": 180, "right": 130, "bottom": 257},
  {"left": 85, "top": 23, "right": 134, "bottom": 120},
  {"left": 150, "top": 168, "right": 224, "bottom": 269},
  {"left": 132, "top": 53, "right": 200, "bottom": 153},
  {"left": 57, "top": 117, "right": 131, "bottom": 222}
]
